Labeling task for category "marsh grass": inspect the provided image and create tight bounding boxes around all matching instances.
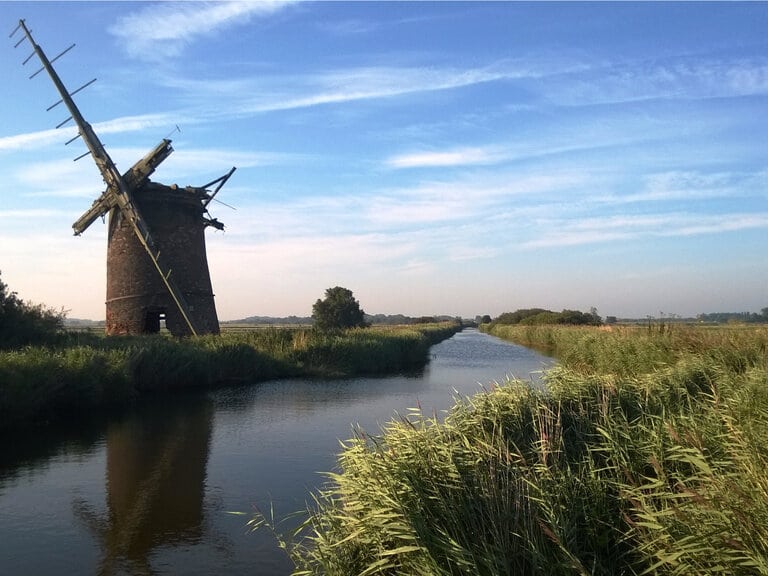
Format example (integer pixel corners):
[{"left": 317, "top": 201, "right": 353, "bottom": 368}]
[
  {"left": 266, "top": 325, "right": 768, "bottom": 575},
  {"left": 0, "top": 345, "right": 133, "bottom": 427},
  {"left": 0, "top": 323, "right": 461, "bottom": 430}
]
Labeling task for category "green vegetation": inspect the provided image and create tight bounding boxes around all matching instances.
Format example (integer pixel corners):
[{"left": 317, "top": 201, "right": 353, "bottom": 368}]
[
  {"left": 0, "top": 271, "right": 64, "bottom": 348},
  {"left": 223, "top": 313, "right": 461, "bottom": 327},
  {"left": 264, "top": 324, "right": 768, "bottom": 575},
  {"left": 697, "top": 309, "right": 768, "bottom": 324},
  {"left": 0, "top": 322, "right": 461, "bottom": 431},
  {"left": 489, "top": 307, "right": 602, "bottom": 327},
  {"left": 312, "top": 286, "right": 367, "bottom": 331},
  {"left": 0, "top": 276, "right": 461, "bottom": 431}
]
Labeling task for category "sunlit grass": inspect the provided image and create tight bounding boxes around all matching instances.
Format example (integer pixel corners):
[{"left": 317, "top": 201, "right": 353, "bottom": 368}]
[
  {"left": 265, "top": 325, "right": 768, "bottom": 575},
  {"left": 0, "top": 322, "right": 461, "bottom": 430}
]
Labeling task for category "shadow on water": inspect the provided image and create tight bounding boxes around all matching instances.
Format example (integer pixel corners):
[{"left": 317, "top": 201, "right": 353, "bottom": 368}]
[{"left": 0, "top": 415, "right": 107, "bottom": 478}]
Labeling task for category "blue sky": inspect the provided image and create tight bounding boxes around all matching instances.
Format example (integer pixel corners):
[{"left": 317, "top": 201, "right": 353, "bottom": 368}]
[{"left": 1, "top": 1, "right": 766, "bottom": 321}]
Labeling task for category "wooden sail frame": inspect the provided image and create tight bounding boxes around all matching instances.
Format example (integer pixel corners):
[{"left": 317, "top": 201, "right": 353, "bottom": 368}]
[{"left": 11, "top": 19, "right": 236, "bottom": 336}]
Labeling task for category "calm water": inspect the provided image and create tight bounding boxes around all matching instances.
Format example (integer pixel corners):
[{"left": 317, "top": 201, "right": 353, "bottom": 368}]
[{"left": 0, "top": 329, "right": 552, "bottom": 576}]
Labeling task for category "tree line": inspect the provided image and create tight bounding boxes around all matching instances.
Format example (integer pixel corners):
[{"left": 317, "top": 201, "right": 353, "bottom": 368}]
[
  {"left": 486, "top": 307, "right": 603, "bottom": 327},
  {"left": 697, "top": 310, "right": 768, "bottom": 324},
  {"left": 1, "top": 275, "right": 449, "bottom": 351}
]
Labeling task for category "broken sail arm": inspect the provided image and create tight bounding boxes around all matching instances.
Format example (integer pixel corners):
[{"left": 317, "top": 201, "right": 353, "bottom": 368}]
[{"left": 11, "top": 19, "right": 202, "bottom": 336}]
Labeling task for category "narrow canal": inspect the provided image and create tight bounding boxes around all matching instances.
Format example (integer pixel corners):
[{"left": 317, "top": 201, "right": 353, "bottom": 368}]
[{"left": 0, "top": 329, "right": 553, "bottom": 575}]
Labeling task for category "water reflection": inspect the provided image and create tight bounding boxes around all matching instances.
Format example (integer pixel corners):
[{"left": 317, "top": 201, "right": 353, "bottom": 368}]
[
  {"left": 73, "top": 398, "right": 213, "bottom": 575},
  {"left": 0, "top": 329, "right": 553, "bottom": 576}
]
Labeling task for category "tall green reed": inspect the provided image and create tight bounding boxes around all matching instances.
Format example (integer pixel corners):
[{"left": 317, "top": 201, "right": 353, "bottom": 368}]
[
  {"left": 0, "top": 322, "right": 461, "bottom": 430},
  {"left": 269, "top": 325, "right": 768, "bottom": 575}
]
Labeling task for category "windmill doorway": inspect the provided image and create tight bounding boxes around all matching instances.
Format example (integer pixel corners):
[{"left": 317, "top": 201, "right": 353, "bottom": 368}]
[{"left": 143, "top": 308, "right": 167, "bottom": 334}]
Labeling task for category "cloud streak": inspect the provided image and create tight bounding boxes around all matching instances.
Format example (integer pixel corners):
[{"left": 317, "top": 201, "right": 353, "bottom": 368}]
[
  {"left": 158, "top": 59, "right": 552, "bottom": 117},
  {"left": 190, "top": 54, "right": 768, "bottom": 117},
  {"left": 0, "top": 127, "right": 65, "bottom": 152},
  {"left": 524, "top": 212, "right": 768, "bottom": 249},
  {"left": 385, "top": 147, "right": 507, "bottom": 169},
  {"left": 110, "top": 1, "right": 297, "bottom": 60},
  {"left": 0, "top": 113, "right": 181, "bottom": 153},
  {"left": 2, "top": 61, "right": 537, "bottom": 155},
  {"left": 544, "top": 57, "right": 768, "bottom": 106}
]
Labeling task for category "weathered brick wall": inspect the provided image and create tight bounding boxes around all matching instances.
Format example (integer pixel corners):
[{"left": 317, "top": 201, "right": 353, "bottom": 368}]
[{"left": 106, "top": 182, "right": 220, "bottom": 336}]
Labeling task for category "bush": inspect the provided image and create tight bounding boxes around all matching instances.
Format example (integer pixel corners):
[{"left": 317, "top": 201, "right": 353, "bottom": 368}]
[{"left": 0, "top": 271, "right": 64, "bottom": 349}]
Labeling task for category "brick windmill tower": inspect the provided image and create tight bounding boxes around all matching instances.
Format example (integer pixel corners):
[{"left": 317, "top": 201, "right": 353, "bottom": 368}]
[{"left": 12, "top": 20, "right": 235, "bottom": 336}]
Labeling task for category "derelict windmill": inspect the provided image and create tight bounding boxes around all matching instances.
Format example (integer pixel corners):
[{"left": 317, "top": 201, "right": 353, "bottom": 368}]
[{"left": 10, "top": 20, "right": 235, "bottom": 336}]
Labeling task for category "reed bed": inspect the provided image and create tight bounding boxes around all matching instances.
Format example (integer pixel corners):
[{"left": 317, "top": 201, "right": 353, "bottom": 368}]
[
  {"left": 267, "top": 325, "right": 768, "bottom": 575},
  {"left": 0, "top": 322, "right": 461, "bottom": 430},
  {"left": 485, "top": 323, "right": 768, "bottom": 377}
]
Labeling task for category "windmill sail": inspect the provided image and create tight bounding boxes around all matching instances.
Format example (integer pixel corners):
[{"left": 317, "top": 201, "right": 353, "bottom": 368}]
[
  {"left": 12, "top": 19, "right": 210, "bottom": 336},
  {"left": 72, "top": 139, "right": 174, "bottom": 235}
]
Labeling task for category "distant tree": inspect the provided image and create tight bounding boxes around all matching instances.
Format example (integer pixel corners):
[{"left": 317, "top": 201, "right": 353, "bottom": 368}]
[
  {"left": 698, "top": 311, "right": 765, "bottom": 324},
  {"left": 493, "top": 308, "right": 549, "bottom": 325},
  {"left": 480, "top": 315, "right": 492, "bottom": 324},
  {"left": 552, "top": 309, "right": 601, "bottom": 326},
  {"left": 493, "top": 307, "right": 602, "bottom": 327},
  {"left": 0, "top": 270, "right": 64, "bottom": 348},
  {"left": 555, "top": 310, "right": 584, "bottom": 325},
  {"left": 366, "top": 314, "right": 413, "bottom": 326},
  {"left": 312, "top": 286, "right": 367, "bottom": 331},
  {"left": 521, "top": 311, "right": 561, "bottom": 325}
]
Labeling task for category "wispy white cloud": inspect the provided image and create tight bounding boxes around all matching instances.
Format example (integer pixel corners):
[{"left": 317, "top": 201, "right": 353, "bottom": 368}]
[
  {"left": 545, "top": 57, "right": 768, "bottom": 106},
  {"left": 110, "top": 1, "right": 297, "bottom": 60},
  {"left": 240, "top": 65, "right": 519, "bottom": 113},
  {"left": 381, "top": 109, "right": 705, "bottom": 174},
  {"left": 0, "top": 113, "right": 182, "bottom": 153},
  {"left": 524, "top": 212, "right": 768, "bottom": 249},
  {"left": 207, "top": 173, "right": 562, "bottom": 262},
  {"left": 315, "top": 19, "right": 379, "bottom": 37},
  {"left": 95, "top": 113, "right": 187, "bottom": 136},
  {"left": 8, "top": 139, "right": 297, "bottom": 201},
  {"left": 168, "top": 147, "right": 301, "bottom": 169},
  {"left": 638, "top": 171, "right": 753, "bottom": 201},
  {"left": 660, "top": 214, "right": 768, "bottom": 237},
  {"left": 364, "top": 196, "right": 468, "bottom": 226},
  {"left": 160, "top": 60, "right": 545, "bottom": 116},
  {"left": 150, "top": 147, "right": 302, "bottom": 185},
  {"left": 595, "top": 170, "right": 767, "bottom": 204},
  {"left": 0, "top": 127, "right": 63, "bottom": 152},
  {"left": 12, "top": 157, "right": 102, "bottom": 199},
  {"left": 193, "top": 53, "right": 766, "bottom": 118},
  {"left": 0, "top": 209, "right": 68, "bottom": 219},
  {"left": 385, "top": 147, "right": 507, "bottom": 169}
]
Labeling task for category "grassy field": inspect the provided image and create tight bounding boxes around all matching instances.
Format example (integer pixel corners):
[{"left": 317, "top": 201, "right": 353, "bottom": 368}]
[
  {"left": 266, "top": 324, "right": 768, "bottom": 575},
  {"left": 0, "top": 322, "right": 461, "bottom": 431}
]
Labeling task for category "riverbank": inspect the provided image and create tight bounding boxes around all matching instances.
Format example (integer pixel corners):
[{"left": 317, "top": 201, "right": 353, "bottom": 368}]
[
  {"left": 0, "top": 322, "right": 462, "bottom": 431},
  {"left": 275, "top": 324, "right": 768, "bottom": 574}
]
